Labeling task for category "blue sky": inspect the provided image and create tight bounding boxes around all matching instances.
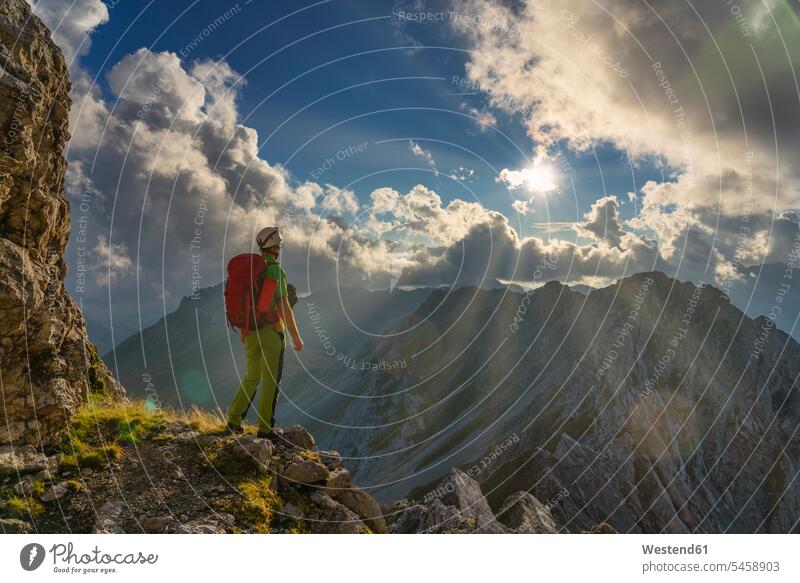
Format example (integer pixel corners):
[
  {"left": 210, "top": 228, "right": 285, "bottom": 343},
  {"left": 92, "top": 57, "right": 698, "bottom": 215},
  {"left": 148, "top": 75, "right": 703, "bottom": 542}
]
[
  {"left": 78, "top": 0, "right": 664, "bottom": 242},
  {"left": 30, "top": 0, "right": 800, "bottom": 348}
]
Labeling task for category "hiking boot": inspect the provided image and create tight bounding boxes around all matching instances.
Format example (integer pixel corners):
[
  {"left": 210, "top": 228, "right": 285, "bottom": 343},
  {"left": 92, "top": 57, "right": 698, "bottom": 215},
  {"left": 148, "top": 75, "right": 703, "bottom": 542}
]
[
  {"left": 256, "top": 430, "right": 279, "bottom": 441},
  {"left": 226, "top": 422, "right": 244, "bottom": 434}
]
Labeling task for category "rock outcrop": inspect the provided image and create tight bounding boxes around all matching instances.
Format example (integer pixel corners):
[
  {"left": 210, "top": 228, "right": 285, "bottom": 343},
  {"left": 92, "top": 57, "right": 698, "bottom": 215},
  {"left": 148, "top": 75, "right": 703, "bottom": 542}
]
[
  {"left": 0, "top": 0, "right": 123, "bottom": 448},
  {"left": 0, "top": 401, "right": 387, "bottom": 534},
  {"left": 386, "top": 467, "right": 615, "bottom": 534}
]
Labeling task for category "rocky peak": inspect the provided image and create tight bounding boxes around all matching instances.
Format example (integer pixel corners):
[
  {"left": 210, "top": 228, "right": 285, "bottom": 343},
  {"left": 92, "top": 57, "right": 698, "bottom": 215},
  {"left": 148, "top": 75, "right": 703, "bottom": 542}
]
[
  {"left": 386, "top": 466, "right": 613, "bottom": 534},
  {"left": 0, "top": 0, "right": 123, "bottom": 448}
]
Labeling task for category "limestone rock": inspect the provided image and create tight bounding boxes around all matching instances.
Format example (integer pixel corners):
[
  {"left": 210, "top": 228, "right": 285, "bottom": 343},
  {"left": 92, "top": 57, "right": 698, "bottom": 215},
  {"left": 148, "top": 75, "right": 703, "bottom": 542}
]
[
  {"left": 318, "top": 450, "right": 342, "bottom": 470},
  {"left": 0, "top": 445, "right": 49, "bottom": 475},
  {"left": 325, "top": 468, "right": 352, "bottom": 490},
  {"left": 227, "top": 436, "right": 273, "bottom": 472},
  {"left": 497, "top": 491, "right": 559, "bottom": 533},
  {"left": 332, "top": 487, "right": 388, "bottom": 534},
  {"left": 39, "top": 481, "right": 69, "bottom": 502},
  {"left": 433, "top": 468, "right": 505, "bottom": 533},
  {"left": 308, "top": 491, "right": 367, "bottom": 534},
  {"left": 0, "top": 0, "right": 124, "bottom": 449},
  {"left": 280, "top": 425, "right": 315, "bottom": 450},
  {"left": 391, "top": 468, "right": 506, "bottom": 533},
  {"left": 0, "top": 518, "right": 32, "bottom": 533},
  {"left": 281, "top": 502, "right": 305, "bottom": 519},
  {"left": 284, "top": 459, "right": 329, "bottom": 484}
]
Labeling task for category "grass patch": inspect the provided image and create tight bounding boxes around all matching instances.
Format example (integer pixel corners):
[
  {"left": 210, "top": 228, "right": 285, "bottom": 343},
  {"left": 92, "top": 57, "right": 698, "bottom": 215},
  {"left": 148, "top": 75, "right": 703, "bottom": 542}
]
[
  {"left": 3, "top": 496, "right": 44, "bottom": 519},
  {"left": 30, "top": 480, "right": 45, "bottom": 497},
  {"left": 212, "top": 475, "right": 281, "bottom": 534},
  {"left": 184, "top": 406, "right": 226, "bottom": 433},
  {"left": 59, "top": 396, "right": 154, "bottom": 471},
  {"left": 61, "top": 443, "right": 122, "bottom": 471}
]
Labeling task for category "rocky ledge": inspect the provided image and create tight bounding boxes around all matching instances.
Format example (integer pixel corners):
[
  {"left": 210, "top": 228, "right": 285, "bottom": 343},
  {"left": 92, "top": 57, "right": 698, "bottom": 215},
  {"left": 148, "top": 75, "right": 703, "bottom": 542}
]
[{"left": 0, "top": 400, "right": 386, "bottom": 534}]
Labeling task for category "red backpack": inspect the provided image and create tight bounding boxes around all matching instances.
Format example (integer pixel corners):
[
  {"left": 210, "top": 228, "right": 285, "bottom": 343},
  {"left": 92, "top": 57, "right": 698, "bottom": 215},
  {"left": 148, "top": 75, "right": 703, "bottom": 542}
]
[{"left": 224, "top": 254, "right": 279, "bottom": 336}]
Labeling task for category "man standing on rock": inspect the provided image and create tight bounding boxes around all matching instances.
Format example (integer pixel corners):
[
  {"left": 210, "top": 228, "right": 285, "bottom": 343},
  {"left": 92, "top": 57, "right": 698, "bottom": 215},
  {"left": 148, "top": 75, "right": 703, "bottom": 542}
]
[{"left": 225, "top": 227, "right": 303, "bottom": 439}]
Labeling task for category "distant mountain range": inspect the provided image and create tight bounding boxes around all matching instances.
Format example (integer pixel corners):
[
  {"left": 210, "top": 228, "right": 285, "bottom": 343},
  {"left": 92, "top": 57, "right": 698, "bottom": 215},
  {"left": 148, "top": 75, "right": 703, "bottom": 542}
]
[{"left": 104, "top": 272, "right": 800, "bottom": 532}]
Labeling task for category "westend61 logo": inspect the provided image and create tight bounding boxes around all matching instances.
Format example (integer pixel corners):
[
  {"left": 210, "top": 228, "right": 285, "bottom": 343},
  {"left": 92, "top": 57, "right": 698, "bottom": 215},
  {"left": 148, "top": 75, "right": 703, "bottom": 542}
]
[{"left": 19, "top": 542, "right": 158, "bottom": 574}]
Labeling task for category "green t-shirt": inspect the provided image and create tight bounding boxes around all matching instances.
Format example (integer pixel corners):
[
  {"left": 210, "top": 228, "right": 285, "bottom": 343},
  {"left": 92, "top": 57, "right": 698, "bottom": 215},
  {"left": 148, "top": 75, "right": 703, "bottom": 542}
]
[{"left": 264, "top": 256, "right": 287, "bottom": 303}]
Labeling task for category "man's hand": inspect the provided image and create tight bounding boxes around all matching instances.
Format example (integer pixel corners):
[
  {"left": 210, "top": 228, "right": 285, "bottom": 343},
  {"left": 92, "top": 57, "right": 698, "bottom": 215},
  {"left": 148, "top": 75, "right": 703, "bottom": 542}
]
[{"left": 293, "top": 337, "right": 304, "bottom": 351}]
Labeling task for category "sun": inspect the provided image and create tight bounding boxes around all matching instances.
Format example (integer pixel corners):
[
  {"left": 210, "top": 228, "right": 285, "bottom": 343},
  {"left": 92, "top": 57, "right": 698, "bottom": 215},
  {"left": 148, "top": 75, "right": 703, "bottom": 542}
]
[
  {"left": 497, "top": 161, "right": 558, "bottom": 194},
  {"left": 519, "top": 163, "right": 557, "bottom": 193}
]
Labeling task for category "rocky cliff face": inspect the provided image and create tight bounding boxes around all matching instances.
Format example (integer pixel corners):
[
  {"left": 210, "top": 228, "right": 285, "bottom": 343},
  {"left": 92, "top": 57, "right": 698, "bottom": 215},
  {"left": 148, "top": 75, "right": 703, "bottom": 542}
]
[{"left": 0, "top": 0, "right": 123, "bottom": 448}]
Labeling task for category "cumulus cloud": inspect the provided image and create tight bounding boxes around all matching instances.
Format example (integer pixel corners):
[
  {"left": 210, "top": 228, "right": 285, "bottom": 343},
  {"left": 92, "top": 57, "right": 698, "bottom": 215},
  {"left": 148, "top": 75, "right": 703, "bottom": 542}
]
[
  {"left": 403, "top": 210, "right": 662, "bottom": 289},
  {"left": 576, "top": 195, "right": 626, "bottom": 248},
  {"left": 511, "top": 199, "right": 532, "bottom": 215},
  {"left": 453, "top": 0, "right": 800, "bottom": 287},
  {"left": 30, "top": 0, "right": 108, "bottom": 65},
  {"left": 91, "top": 236, "right": 135, "bottom": 285}
]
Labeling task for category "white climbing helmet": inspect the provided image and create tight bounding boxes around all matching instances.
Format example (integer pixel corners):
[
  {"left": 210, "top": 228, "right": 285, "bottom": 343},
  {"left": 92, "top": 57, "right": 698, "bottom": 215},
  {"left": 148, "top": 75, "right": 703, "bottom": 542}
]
[{"left": 256, "top": 226, "right": 283, "bottom": 250}]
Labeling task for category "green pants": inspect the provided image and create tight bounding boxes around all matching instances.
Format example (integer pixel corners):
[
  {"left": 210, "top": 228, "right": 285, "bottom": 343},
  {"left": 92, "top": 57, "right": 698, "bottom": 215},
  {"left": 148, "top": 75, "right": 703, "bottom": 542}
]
[{"left": 227, "top": 326, "right": 285, "bottom": 432}]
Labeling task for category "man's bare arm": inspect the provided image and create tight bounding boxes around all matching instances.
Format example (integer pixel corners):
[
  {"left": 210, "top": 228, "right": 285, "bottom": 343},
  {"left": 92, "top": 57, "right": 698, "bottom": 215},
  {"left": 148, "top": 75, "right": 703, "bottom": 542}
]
[{"left": 280, "top": 296, "right": 303, "bottom": 350}]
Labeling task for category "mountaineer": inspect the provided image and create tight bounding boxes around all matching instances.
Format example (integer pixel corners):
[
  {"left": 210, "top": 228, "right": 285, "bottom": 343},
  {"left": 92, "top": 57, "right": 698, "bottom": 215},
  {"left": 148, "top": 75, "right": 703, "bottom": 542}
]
[{"left": 224, "top": 227, "right": 303, "bottom": 438}]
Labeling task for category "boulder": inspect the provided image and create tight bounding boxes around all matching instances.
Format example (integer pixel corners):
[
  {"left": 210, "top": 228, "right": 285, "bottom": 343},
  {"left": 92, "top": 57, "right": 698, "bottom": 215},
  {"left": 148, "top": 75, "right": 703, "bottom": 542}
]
[
  {"left": 422, "top": 499, "right": 476, "bottom": 533},
  {"left": 317, "top": 450, "right": 342, "bottom": 470},
  {"left": 0, "top": 445, "right": 49, "bottom": 475},
  {"left": 228, "top": 436, "right": 273, "bottom": 472},
  {"left": 308, "top": 491, "right": 368, "bottom": 534},
  {"left": 0, "top": 518, "right": 32, "bottom": 533},
  {"left": 281, "top": 502, "right": 305, "bottom": 519},
  {"left": 325, "top": 468, "right": 352, "bottom": 490},
  {"left": 39, "top": 482, "right": 70, "bottom": 503},
  {"left": 279, "top": 426, "right": 315, "bottom": 450},
  {"left": 497, "top": 491, "right": 559, "bottom": 533},
  {"left": 284, "top": 460, "right": 329, "bottom": 484},
  {"left": 333, "top": 487, "right": 388, "bottom": 534}
]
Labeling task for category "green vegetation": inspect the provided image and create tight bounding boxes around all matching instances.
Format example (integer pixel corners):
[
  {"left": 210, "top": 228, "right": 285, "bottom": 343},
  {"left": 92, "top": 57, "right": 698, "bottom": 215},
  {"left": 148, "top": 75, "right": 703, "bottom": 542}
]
[
  {"left": 3, "top": 496, "right": 44, "bottom": 519},
  {"left": 29, "top": 480, "right": 45, "bottom": 497},
  {"left": 85, "top": 343, "right": 109, "bottom": 395},
  {"left": 279, "top": 487, "right": 312, "bottom": 534},
  {"left": 59, "top": 396, "right": 142, "bottom": 470},
  {"left": 183, "top": 405, "right": 226, "bottom": 434},
  {"left": 58, "top": 397, "right": 228, "bottom": 472},
  {"left": 297, "top": 449, "right": 321, "bottom": 463},
  {"left": 212, "top": 475, "right": 282, "bottom": 534}
]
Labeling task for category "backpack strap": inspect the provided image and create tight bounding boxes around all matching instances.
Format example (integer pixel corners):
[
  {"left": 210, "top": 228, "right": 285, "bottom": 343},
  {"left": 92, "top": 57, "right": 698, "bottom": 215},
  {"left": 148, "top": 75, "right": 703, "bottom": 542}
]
[
  {"left": 256, "top": 277, "right": 279, "bottom": 314},
  {"left": 242, "top": 289, "right": 252, "bottom": 339}
]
